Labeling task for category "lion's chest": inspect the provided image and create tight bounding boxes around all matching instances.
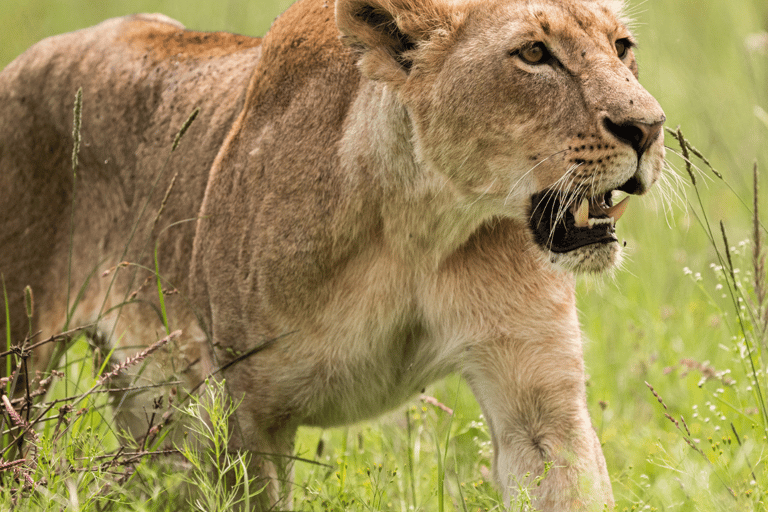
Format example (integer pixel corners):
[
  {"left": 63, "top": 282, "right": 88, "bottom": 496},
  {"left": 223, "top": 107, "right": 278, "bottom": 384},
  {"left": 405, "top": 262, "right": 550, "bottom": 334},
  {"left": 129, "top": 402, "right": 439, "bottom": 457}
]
[
  {"left": 294, "top": 252, "right": 460, "bottom": 427},
  {"left": 302, "top": 322, "right": 449, "bottom": 427}
]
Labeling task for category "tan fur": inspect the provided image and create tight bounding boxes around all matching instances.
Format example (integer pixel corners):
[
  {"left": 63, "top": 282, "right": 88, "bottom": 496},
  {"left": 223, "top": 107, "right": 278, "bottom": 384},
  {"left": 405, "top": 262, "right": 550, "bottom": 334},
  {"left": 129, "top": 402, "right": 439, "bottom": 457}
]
[{"left": 0, "top": 0, "right": 664, "bottom": 509}]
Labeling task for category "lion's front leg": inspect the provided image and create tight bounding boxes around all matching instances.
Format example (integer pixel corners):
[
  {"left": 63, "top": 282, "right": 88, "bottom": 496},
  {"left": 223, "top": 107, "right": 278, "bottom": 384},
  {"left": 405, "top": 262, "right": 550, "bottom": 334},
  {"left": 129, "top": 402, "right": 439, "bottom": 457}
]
[
  {"left": 462, "top": 332, "right": 613, "bottom": 510},
  {"left": 226, "top": 407, "right": 298, "bottom": 510}
]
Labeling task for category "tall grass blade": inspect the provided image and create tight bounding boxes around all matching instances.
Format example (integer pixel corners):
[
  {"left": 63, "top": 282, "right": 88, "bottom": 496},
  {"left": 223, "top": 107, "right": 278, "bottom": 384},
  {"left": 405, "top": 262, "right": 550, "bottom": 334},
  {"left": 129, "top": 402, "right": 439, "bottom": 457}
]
[
  {"left": 63, "top": 88, "right": 83, "bottom": 409},
  {"left": 1, "top": 275, "right": 11, "bottom": 455},
  {"left": 23, "top": 286, "right": 33, "bottom": 337},
  {"left": 2, "top": 275, "right": 10, "bottom": 387},
  {"left": 155, "top": 241, "right": 170, "bottom": 335},
  {"left": 405, "top": 408, "right": 417, "bottom": 509},
  {"left": 433, "top": 427, "right": 444, "bottom": 512},
  {"left": 65, "top": 87, "right": 83, "bottom": 330},
  {"left": 172, "top": 108, "right": 199, "bottom": 152},
  {"left": 752, "top": 162, "right": 767, "bottom": 345}
]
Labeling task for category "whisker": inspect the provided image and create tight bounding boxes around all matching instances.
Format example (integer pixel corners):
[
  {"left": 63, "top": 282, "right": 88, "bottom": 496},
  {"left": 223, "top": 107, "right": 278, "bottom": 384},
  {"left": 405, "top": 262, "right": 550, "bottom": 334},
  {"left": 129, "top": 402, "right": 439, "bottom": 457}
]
[
  {"left": 527, "top": 161, "right": 579, "bottom": 241},
  {"left": 661, "top": 164, "right": 690, "bottom": 227},
  {"left": 429, "top": 148, "right": 475, "bottom": 203},
  {"left": 660, "top": 160, "right": 689, "bottom": 193},
  {"left": 536, "top": 175, "right": 568, "bottom": 227},
  {"left": 543, "top": 167, "right": 581, "bottom": 247},
  {"left": 551, "top": 177, "right": 578, "bottom": 229},
  {"left": 652, "top": 174, "right": 676, "bottom": 228},
  {"left": 659, "top": 166, "right": 687, "bottom": 207},
  {"left": 504, "top": 149, "right": 569, "bottom": 207},
  {"left": 459, "top": 178, "right": 498, "bottom": 210},
  {"left": 664, "top": 146, "right": 712, "bottom": 184}
]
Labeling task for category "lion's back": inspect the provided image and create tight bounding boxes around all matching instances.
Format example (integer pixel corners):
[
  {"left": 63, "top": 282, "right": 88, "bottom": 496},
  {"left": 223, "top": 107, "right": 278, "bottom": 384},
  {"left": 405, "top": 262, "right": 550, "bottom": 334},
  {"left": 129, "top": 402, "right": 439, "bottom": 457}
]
[{"left": 0, "top": 14, "right": 262, "bottom": 348}]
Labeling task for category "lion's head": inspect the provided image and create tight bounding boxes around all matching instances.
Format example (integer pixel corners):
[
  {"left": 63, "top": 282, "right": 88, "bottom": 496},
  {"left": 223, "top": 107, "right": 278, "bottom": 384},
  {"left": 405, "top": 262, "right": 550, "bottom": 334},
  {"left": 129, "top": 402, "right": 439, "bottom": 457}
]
[{"left": 338, "top": 0, "right": 665, "bottom": 273}]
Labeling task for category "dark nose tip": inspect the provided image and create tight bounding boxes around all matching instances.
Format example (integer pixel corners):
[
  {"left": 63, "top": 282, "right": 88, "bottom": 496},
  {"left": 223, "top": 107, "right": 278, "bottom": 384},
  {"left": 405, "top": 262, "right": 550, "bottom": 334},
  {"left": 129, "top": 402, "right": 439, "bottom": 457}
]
[{"left": 602, "top": 116, "right": 665, "bottom": 157}]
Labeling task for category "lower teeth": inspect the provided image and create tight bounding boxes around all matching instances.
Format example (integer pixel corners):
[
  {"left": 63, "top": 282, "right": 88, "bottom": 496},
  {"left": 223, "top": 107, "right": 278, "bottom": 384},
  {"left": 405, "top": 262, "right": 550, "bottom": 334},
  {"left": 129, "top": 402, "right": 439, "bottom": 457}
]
[
  {"left": 587, "top": 217, "right": 614, "bottom": 228},
  {"left": 572, "top": 195, "right": 630, "bottom": 229}
]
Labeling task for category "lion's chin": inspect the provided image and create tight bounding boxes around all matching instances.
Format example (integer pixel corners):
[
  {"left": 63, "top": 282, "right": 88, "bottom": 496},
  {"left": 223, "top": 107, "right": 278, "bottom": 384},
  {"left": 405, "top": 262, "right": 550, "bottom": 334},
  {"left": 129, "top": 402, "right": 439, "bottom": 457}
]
[{"left": 546, "top": 240, "right": 623, "bottom": 274}]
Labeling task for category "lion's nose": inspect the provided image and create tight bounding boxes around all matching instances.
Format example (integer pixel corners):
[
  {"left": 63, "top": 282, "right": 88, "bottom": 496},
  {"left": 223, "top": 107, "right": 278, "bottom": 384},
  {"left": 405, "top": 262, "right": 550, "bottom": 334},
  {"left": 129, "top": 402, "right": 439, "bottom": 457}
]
[{"left": 602, "top": 116, "right": 665, "bottom": 158}]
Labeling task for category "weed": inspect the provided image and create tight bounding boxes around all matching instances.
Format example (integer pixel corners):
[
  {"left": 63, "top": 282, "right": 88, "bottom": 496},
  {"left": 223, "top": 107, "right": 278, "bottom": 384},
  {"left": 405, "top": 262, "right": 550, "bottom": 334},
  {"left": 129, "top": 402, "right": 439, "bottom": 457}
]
[
  {"left": 645, "top": 131, "right": 768, "bottom": 511},
  {"left": 176, "top": 378, "right": 264, "bottom": 511}
]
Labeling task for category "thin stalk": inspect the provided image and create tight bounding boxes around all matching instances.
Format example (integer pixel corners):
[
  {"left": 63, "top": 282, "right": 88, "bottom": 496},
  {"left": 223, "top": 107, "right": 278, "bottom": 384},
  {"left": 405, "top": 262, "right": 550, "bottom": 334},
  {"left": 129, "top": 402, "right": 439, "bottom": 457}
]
[
  {"left": 405, "top": 408, "right": 417, "bottom": 509},
  {"left": 2, "top": 275, "right": 10, "bottom": 387},
  {"left": 65, "top": 88, "right": 83, "bottom": 410}
]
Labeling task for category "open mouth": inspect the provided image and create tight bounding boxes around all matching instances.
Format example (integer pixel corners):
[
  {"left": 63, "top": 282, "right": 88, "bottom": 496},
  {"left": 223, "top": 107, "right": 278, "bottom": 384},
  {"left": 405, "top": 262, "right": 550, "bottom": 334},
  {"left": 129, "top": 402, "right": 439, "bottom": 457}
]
[{"left": 529, "top": 189, "right": 630, "bottom": 253}]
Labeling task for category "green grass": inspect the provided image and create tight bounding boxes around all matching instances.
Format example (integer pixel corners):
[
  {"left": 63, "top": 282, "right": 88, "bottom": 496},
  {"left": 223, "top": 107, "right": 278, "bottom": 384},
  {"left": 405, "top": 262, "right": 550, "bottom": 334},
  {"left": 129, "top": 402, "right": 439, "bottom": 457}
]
[{"left": 2, "top": 0, "right": 768, "bottom": 510}]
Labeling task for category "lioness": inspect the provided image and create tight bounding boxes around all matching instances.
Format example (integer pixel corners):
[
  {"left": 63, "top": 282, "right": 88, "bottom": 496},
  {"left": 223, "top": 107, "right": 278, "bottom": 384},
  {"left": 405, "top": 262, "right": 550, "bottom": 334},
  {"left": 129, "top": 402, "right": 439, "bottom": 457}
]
[{"left": 0, "top": 0, "right": 664, "bottom": 509}]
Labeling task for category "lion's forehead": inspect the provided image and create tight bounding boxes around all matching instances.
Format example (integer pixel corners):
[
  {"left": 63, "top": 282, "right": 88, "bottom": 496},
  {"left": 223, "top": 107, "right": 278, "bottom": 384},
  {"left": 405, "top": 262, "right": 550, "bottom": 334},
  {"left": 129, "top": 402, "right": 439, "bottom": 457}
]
[
  {"left": 526, "top": 3, "right": 626, "bottom": 42},
  {"left": 463, "top": 0, "right": 629, "bottom": 51}
]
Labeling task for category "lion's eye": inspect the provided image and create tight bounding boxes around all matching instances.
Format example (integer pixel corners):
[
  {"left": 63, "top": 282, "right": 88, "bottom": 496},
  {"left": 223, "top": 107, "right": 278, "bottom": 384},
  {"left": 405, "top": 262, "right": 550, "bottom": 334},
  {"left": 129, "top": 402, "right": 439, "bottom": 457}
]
[
  {"left": 615, "top": 38, "right": 632, "bottom": 59},
  {"left": 518, "top": 43, "right": 551, "bottom": 65}
]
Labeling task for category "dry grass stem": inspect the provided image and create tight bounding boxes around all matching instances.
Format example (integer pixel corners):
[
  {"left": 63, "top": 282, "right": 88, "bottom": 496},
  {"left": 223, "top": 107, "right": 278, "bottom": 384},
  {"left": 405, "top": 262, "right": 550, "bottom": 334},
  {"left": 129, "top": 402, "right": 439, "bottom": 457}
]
[
  {"left": 0, "top": 325, "right": 93, "bottom": 359},
  {"left": 98, "top": 330, "right": 181, "bottom": 385},
  {"left": 674, "top": 126, "right": 696, "bottom": 185},
  {"left": 171, "top": 108, "right": 199, "bottom": 152},
  {"left": 751, "top": 162, "right": 767, "bottom": 343}
]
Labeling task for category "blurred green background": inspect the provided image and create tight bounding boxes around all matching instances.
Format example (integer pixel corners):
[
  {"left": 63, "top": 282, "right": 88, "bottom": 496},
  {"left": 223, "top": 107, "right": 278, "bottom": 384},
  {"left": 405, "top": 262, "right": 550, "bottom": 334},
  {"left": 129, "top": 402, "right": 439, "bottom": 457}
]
[{"left": 1, "top": 0, "right": 767, "bottom": 509}]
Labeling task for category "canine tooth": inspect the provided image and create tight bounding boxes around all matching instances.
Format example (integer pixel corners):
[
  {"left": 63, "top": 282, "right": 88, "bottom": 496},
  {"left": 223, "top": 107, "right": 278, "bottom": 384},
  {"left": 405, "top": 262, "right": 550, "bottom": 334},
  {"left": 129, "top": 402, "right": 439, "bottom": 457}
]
[
  {"left": 605, "top": 196, "right": 630, "bottom": 223},
  {"left": 574, "top": 198, "right": 589, "bottom": 227}
]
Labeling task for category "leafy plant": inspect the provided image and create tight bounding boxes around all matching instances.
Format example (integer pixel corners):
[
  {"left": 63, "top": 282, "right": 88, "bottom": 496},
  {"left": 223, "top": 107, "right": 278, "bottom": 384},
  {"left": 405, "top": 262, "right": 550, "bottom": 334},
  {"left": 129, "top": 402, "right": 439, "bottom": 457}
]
[{"left": 176, "top": 378, "right": 264, "bottom": 512}]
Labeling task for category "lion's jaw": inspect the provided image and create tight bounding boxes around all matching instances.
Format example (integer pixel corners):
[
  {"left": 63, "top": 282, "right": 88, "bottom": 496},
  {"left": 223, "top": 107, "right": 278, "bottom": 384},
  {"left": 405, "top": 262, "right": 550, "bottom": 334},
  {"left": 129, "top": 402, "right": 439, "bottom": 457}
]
[{"left": 344, "top": 0, "right": 665, "bottom": 274}]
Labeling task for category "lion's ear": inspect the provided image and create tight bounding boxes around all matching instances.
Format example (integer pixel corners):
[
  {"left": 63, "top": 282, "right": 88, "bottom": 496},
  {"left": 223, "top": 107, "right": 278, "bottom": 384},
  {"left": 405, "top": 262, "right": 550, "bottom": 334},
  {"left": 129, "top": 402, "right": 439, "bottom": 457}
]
[{"left": 336, "top": 0, "right": 455, "bottom": 84}]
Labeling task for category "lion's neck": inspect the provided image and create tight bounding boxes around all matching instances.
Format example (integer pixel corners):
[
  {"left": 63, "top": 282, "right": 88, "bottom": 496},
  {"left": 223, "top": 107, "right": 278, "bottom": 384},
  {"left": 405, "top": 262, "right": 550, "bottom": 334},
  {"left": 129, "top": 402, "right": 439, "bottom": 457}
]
[{"left": 341, "top": 82, "right": 499, "bottom": 267}]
